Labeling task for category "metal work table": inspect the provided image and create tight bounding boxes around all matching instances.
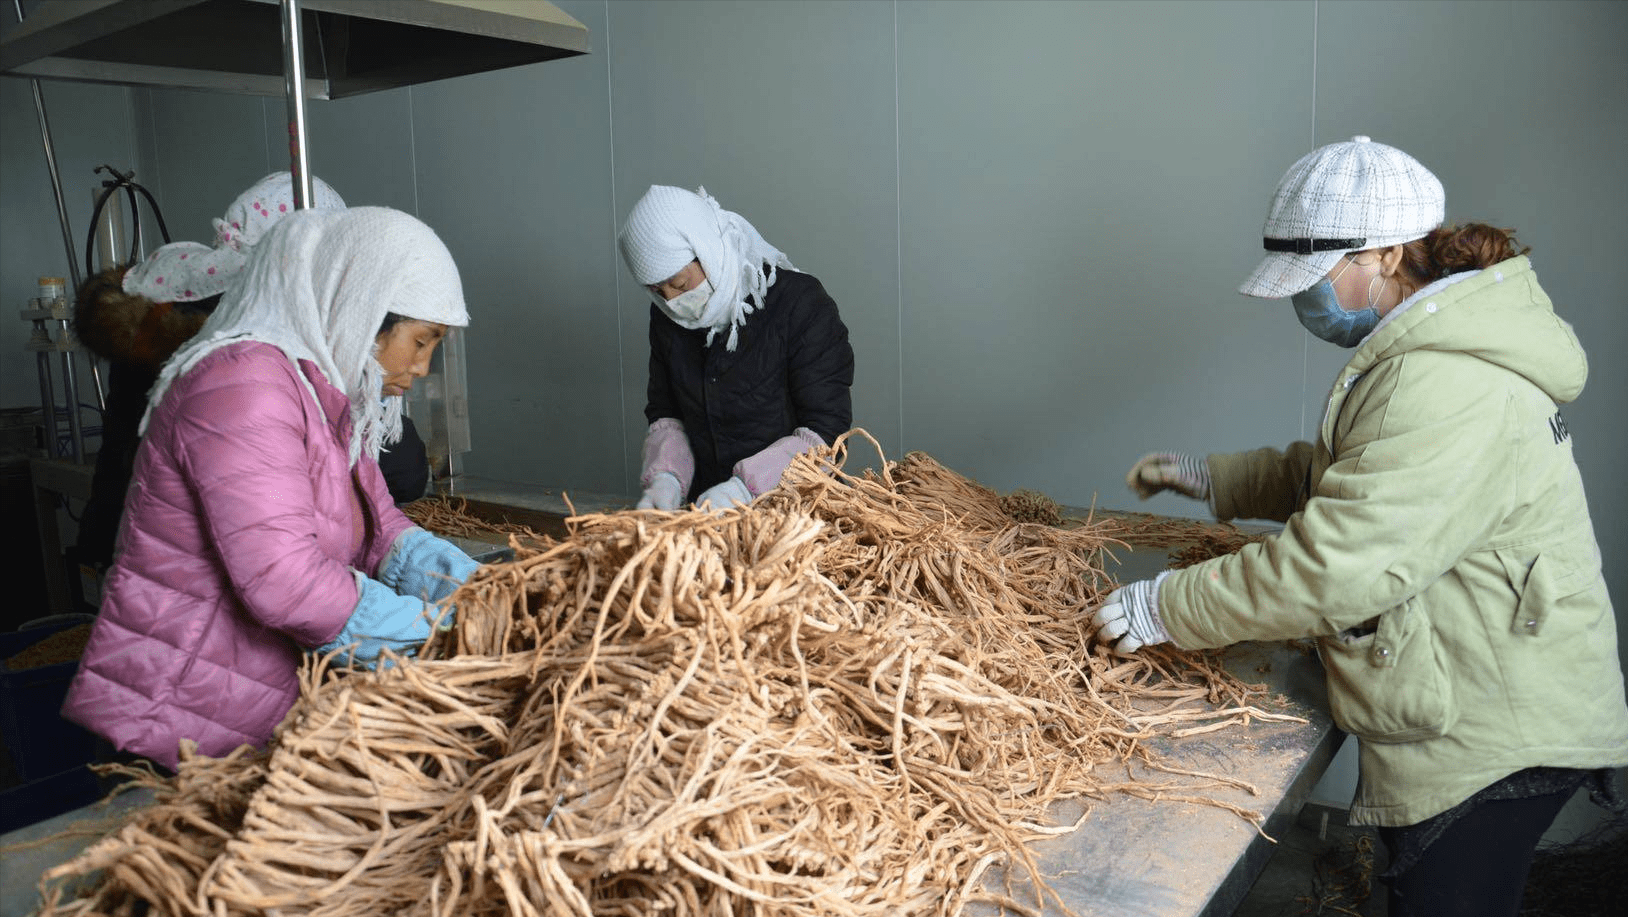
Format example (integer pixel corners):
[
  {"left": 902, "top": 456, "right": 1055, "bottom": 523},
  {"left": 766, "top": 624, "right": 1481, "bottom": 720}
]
[
  {"left": 976, "top": 542, "right": 1339, "bottom": 916},
  {"left": 0, "top": 784, "right": 157, "bottom": 916},
  {"left": 2, "top": 484, "right": 1340, "bottom": 917}
]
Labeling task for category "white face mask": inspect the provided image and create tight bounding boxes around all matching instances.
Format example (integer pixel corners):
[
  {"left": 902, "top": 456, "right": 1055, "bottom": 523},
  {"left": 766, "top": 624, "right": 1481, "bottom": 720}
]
[{"left": 655, "top": 277, "right": 715, "bottom": 326}]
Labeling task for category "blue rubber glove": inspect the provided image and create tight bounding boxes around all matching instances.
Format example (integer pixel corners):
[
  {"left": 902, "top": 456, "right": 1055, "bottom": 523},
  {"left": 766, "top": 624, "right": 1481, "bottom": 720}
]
[
  {"left": 317, "top": 573, "right": 441, "bottom": 667},
  {"left": 695, "top": 476, "right": 752, "bottom": 513},
  {"left": 1090, "top": 573, "right": 1173, "bottom": 655},
  {"left": 378, "top": 527, "right": 478, "bottom": 604}
]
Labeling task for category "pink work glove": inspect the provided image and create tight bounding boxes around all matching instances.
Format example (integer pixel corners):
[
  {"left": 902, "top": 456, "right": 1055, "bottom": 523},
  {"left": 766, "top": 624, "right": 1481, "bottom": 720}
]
[
  {"left": 734, "top": 427, "right": 826, "bottom": 496},
  {"left": 638, "top": 418, "right": 694, "bottom": 510}
]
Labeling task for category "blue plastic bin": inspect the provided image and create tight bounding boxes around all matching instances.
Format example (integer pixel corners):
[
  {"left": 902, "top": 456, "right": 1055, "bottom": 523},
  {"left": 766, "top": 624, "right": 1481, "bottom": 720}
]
[{"left": 0, "top": 617, "right": 100, "bottom": 784}]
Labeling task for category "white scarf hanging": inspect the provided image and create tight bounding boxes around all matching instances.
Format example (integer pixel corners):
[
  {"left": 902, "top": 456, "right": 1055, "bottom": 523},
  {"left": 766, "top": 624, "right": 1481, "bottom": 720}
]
[
  {"left": 142, "top": 207, "right": 469, "bottom": 466},
  {"left": 618, "top": 185, "right": 794, "bottom": 350}
]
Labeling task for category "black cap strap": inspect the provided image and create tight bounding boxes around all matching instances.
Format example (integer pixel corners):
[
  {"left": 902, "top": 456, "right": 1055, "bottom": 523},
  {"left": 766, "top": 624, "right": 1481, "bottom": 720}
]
[{"left": 1264, "top": 236, "right": 1366, "bottom": 255}]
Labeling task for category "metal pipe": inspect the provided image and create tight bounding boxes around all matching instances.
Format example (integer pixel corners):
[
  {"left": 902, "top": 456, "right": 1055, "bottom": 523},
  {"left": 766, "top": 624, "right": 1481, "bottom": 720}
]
[
  {"left": 13, "top": 0, "right": 82, "bottom": 293},
  {"left": 35, "top": 347, "right": 58, "bottom": 457},
  {"left": 280, "top": 0, "right": 313, "bottom": 208},
  {"left": 87, "top": 358, "right": 106, "bottom": 414},
  {"left": 30, "top": 80, "right": 81, "bottom": 293},
  {"left": 15, "top": 0, "right": 93, "bottom": 460},
  {"left": 57, "top": 326, "right": 85, "bottom": 463}
]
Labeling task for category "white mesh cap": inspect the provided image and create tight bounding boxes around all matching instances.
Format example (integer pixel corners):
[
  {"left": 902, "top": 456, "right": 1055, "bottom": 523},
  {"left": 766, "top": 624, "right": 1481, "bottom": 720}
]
[{"left": 1239, "top": 136, "right": 1445, "bottom": 298}]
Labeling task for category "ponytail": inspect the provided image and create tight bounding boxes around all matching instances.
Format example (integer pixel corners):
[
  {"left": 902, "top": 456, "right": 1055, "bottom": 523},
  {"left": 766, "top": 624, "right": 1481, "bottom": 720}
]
[{"left": 1399, "top": 223, "right": 1530, "bottom": 287}]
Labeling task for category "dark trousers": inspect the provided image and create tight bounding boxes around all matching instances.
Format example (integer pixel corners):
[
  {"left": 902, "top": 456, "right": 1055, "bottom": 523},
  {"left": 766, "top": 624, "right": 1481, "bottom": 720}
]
[{"left": 1379, "top": 788, "right": 1573, "bottom": 917}]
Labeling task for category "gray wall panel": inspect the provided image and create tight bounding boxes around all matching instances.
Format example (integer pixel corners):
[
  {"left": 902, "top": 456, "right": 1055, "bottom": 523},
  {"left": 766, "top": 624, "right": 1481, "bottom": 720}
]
[
  {"left": 406, "top": 1, "right": 624, "bottom": 490},
  {"left": 132, "top": 89, "right": 277, "bottom": 240},
  {"left": 897, "top": 0, "right": 1316, "bottom": 516},
  {"left": 262, "top": 88, "right": 419, "bottom": 214},
  {"left": 604, "top": 0, "right": 900, "bottom": 470},
  {"left": 1, "top": 78, "right": 141, "bottom": 409}
]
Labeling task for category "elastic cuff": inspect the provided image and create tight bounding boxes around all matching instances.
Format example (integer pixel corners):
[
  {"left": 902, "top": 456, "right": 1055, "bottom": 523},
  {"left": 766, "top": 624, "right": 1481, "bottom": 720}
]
[
  {"left": 791, "top": 426, "right": 826, "bottom": 449},
  {"left": 640, "top": 418, "right": 695, "bottom": 492},
  {"left": 1147, "top": 570, "right": 1176, "bottom": 646},
  {"left": 376, "top": 526, "right": 427, "bottom": 589}
]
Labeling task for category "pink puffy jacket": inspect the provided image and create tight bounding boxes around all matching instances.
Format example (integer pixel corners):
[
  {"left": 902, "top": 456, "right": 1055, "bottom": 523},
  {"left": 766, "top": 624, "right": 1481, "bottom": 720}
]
[{"left": 62, "top": 342, "right": 413, "bottom": 769}]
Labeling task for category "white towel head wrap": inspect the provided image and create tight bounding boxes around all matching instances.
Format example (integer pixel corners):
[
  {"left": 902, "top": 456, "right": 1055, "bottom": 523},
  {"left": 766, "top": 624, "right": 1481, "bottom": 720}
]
[
  {"left": 618, "top": 185, "right": 794, "bottom": 350},
  {"left": 142, "top": 206, "right": 469, "bottom": 466}
]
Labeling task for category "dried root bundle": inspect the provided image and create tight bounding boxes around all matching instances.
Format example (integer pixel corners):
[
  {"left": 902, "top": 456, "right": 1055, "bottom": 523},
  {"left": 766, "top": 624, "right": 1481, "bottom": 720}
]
[
  {"left": 1092, "top": 510, "right": 1269, "bottom": 563},
  {"left": 34, "top": 431, "right": 1295, "bottom": 917},
  {"left": 1165, "top": 524, "right": 1270, "bottom": 570},
  {"left": 402, "top": 496, "right": 552, "bottom": 551}
]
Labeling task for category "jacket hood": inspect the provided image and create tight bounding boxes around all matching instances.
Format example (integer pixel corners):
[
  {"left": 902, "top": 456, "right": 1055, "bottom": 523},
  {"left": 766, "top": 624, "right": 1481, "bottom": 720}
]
[
  {"left": 74, "top": 266, "right": 212, "bottom": 370},
  {"left": 1349, "top": 257, "right": 1586, "bottom": 405}
]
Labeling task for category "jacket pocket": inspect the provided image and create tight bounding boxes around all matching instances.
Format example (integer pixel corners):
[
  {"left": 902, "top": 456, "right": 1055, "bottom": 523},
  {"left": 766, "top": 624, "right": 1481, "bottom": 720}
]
[
  {"left": 1319, "top": 597, "right": 1458, "bottom": 743},
  {"left": 1496, "top": 544, "right": 1591, "bottom": 639},
  {"left": 1489, "top": 540, "right": 1616, "bottom": 744}
]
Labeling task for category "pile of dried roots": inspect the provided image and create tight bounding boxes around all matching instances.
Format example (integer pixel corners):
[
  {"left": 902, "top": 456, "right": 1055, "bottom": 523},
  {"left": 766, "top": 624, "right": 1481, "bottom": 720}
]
[
  {"left": 35, "top": 431, "right": 1296, "bottom": 917},
  {"left": 402, "top": 498, "right": 551, "bottom": 550}
]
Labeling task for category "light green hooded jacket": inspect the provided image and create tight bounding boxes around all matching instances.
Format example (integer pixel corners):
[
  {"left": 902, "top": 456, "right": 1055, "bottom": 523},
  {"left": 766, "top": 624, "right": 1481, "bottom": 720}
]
[{"left": 1157, "top": 256, "right": 1628, "bottom": 827}]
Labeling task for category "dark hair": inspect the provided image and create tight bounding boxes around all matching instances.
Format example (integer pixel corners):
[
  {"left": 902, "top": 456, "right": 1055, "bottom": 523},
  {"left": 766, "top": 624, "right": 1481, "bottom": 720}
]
[
  {"left": 1397, "top": 223, "right": 1531, "bottom": 288},
  {"left": 377, "top": 311, "right": 408, "bottom": 336}
]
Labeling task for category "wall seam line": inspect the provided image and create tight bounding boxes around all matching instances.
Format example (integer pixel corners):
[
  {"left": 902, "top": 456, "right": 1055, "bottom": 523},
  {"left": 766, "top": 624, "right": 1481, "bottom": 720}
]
[
  {"left": 894, "top": 0, "right": 904, "bottom": 454},
  {"left": 604, "top": 0, "right": 628, "bottom": 493}
]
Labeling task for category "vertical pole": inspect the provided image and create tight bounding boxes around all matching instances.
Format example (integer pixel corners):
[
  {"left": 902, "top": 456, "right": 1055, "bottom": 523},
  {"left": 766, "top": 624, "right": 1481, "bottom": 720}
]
[
  {"left": 281, "top": 0, "right": 313, "bottom": 208},
  {"left": 57, "top": 321, "right": 84, "bottom": 463},
  {"left": 29, "top": 80, "right": 81, "bottom": 293},
  {"left": 13, "top": 1, "right": 81, "bottom": 293},
  {"left": 35, "top": 346, "right": 58, "bottom": 456},
  {"left": 15, "top": 0, "right": 96, "bottom": 461}
]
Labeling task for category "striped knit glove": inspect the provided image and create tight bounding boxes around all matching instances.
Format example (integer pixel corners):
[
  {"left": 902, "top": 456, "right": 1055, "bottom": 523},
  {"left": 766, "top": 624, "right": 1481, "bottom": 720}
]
[
  {"left": 1126, "top": 452, "right": 1210, "bottom": 502},
  {"left": 1091, "top": 573, "right": 1172, "bottom": 655}
]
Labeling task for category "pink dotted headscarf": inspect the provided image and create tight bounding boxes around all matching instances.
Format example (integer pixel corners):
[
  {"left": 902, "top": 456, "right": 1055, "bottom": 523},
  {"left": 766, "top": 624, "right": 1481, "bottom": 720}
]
[{"left": 122, "top": 172, "right": 345, "bottom": 303}]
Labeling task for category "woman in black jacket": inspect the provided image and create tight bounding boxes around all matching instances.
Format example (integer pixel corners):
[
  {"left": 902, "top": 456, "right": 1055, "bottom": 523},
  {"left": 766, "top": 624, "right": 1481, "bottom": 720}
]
[{"left": 619, "top": 185, "right": 854, "bottom": 510}]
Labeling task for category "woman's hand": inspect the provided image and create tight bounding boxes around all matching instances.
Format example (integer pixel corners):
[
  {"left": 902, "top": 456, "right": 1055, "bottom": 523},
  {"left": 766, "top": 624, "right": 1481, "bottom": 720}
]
[
  {"left": 695, "top": 476, "right": 752, "bottom": 513},
  {"left": 637, "top": 472, "right": 685, "bottom": 510},
  {"left": 1126, "top": 452, "right": 1211, "bottom": 501},
  {"left": 1090, "top": 576, "right": 1172, "bottom": 655}
]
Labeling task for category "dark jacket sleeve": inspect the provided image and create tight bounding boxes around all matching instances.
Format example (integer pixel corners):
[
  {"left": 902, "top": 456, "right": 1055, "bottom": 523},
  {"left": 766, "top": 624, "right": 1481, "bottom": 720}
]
[
  {"left": 76, "top": 363, "right": 157, "bottom": 568},
  {"left": 645, "top": 304, "right": 681, "bottom": 424},
  {"left": 377, "top": 415, "right": 429, "bottom": 504},
  {"left": 783, "top": 276, "right": 854, "bottom": 444}
]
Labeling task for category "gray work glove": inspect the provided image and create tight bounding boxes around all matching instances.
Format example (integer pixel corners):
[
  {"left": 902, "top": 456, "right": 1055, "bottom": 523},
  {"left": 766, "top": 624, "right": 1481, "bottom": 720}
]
[
  {"left": 1126, "top": 451, "right": 1211, "bottom": 501},
  {"left": 637, "top": 471, "right": 685, "bottom": 510},
  {"left": 695, "top": 476, "right": 752, "bottom": 513},
  {"left": 1090, "top": 574, "right": 1172, "bottom": 655}
]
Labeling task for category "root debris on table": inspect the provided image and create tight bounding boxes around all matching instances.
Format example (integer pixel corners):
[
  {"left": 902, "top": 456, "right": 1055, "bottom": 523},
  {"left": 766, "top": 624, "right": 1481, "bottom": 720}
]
[{"left": 36, "top": 431, "right": 1299, "bottom": 917}]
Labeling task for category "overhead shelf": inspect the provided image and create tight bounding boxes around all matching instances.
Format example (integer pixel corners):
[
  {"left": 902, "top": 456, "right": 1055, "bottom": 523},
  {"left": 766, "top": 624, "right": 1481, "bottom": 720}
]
[{"left": 0, "top": 0, "right": 590, "bottom": 99}]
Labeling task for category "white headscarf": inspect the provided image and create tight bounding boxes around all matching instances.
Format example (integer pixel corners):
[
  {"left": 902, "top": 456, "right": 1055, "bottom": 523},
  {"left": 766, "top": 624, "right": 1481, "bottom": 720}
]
[
  {"left": 141, "top": 207, "right": 469, "bottom": 466},
  {"left": 618, "top": 185, "right": 794, "bottom": 351}
]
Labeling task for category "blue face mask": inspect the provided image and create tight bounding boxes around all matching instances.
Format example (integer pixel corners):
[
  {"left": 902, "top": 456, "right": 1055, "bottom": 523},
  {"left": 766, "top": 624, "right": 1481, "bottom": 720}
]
[{"left": 1290, "top": 259, "right": 1381, "bottom": 348}]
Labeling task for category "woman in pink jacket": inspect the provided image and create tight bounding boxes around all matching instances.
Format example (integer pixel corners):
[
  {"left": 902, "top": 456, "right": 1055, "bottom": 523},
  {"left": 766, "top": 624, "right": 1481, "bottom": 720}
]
[{"left": 63, "top": 207, "right": 478, "bottom": 771}]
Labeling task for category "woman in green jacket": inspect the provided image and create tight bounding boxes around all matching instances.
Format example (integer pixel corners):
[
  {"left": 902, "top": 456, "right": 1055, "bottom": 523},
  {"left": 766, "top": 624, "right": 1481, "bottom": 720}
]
[{"left": 1094, "top": 136, "right": 1628, "bottom": 917}]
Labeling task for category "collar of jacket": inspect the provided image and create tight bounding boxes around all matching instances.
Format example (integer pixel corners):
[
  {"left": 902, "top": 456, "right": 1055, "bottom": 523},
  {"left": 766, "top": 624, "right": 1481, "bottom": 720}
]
[
  {"left": 1337, "top": 256, "right": 1585, "bottom": 406},
  {"left": 294, "top": 356, "right": 357, "bottom": 442}
]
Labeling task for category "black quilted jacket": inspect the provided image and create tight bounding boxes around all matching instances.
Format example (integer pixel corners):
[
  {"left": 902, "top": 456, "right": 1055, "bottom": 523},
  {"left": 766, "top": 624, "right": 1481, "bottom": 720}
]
[{"left": 645, "top": 270, "right": 854, "bottom": 499}]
